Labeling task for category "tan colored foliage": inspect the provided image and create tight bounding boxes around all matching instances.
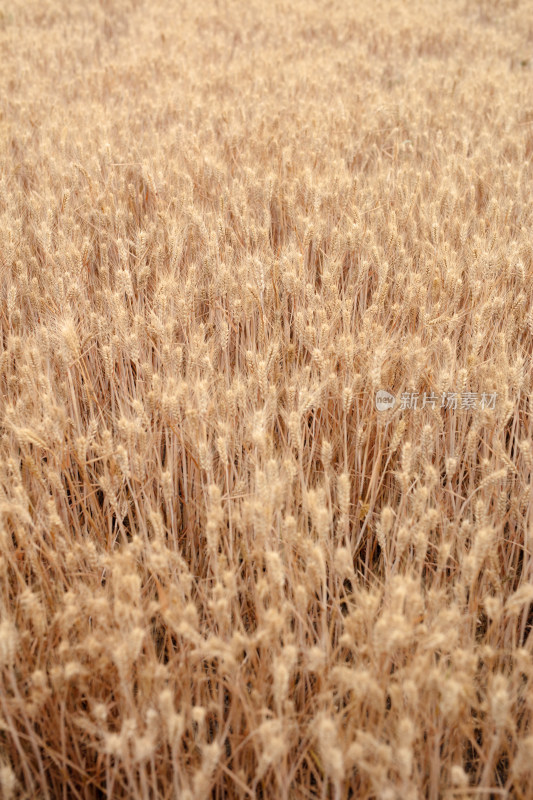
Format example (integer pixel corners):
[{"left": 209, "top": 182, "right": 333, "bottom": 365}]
[{"left": 1, "top": 0, "right": 533, "bottom": 797}]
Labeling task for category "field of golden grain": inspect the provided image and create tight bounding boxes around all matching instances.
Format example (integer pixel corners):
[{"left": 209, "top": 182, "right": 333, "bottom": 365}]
[{"left": 1, "top": 0, "right": 533, "bottom": 797}]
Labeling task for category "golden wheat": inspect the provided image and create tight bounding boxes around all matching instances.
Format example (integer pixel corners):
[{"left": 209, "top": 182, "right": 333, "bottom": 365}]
[{"left": 1, "top": 0, "right": 533, "bottom": 798}]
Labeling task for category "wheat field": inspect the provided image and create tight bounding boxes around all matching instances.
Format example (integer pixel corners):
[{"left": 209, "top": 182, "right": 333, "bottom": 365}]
[{"left": 1, "top": 0, "right": 533, "bottom": 797}]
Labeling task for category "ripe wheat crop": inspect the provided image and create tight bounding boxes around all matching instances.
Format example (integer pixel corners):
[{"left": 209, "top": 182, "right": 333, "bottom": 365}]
[{"left": 1, "top": 0, "right": 533, "bottom": 797}]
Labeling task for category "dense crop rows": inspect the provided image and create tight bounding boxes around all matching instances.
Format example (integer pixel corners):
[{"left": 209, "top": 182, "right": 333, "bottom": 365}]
[{"left": 1, "top": 0, "right": 533, "bottom": 797}]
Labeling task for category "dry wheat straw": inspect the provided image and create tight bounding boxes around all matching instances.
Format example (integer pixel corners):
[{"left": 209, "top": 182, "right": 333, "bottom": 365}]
[{"left": 1, "top": 0, "right": 533, "bottom": 797}]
